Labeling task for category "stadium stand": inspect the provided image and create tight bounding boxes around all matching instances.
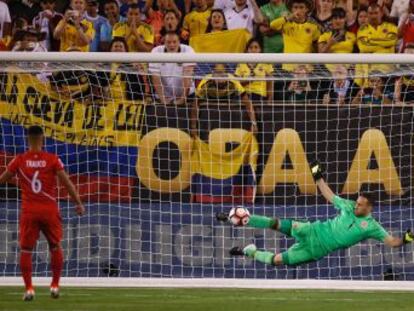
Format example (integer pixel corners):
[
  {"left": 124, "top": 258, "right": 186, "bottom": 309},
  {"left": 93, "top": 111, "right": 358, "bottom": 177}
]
[{"left": 0, "top": 0, "right": 410, "bottom": 105}]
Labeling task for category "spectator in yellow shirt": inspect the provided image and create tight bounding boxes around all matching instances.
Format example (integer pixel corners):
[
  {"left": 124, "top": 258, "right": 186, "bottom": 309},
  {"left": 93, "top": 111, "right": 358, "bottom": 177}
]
[
  {"left": 53, "top": 0, "right": 95, "bottom": 52},
  {"left": 318, "top": 8, "right": 356, "bottom": 53},
  {"left": 356, "top": 3, "right": 397, "bottom": 86},
  {"left": 49, "top": 45, "right": 92, "bottom": 101},
  {"left": 191, "top": 64, "right": 258, "bottom": 137},
  {"left": 112, "top": 3, "right": 154, "bottom": 52},
  {"left": 357, "top": 3, "right": 397, "bottom": 54},
  {"left": 235, "top": 38, "right": 274, "bottom": 104},
  {"left": 182, "top": 0, "right": 211, "bottom": 40},
  {"left": 94, "top": 37, "right": 150, "bottom": 101},
  {"left": 270, "top": 0, "right": 320, "bottom": 70}
]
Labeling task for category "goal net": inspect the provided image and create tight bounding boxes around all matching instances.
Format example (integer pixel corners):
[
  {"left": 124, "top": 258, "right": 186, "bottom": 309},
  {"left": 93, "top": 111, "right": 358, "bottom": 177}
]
[{"left": 0, "top": 53, "right": 413, "bottom": 281}]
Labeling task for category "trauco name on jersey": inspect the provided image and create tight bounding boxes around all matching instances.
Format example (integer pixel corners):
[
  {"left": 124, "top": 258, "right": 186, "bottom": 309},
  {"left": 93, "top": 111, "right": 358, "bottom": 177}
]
[{"left": 26, "top": 160, "right": 47, "bottom": 168}]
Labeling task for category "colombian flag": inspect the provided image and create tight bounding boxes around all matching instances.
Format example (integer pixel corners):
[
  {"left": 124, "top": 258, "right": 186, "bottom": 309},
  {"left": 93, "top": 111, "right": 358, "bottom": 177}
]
[
  {"left": 191, "top": 132, "right": 258, "bottom": 203},
  {"left": 0, "top": 73, "right": 144, "bottom": 203}
]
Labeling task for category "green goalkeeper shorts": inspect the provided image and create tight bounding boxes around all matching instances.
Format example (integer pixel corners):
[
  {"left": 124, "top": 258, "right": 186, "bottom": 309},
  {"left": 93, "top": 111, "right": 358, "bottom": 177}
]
[{"left": 281, "top": 221, "right": 327, "bottom": 266}]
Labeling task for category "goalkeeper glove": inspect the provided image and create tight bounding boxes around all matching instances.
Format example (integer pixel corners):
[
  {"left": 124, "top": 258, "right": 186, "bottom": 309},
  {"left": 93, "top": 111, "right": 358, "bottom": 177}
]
[
  {"left": 310, "top": 161, "right": 324, "bottom": 182},
  {"left": 403, "top": 229, "right": 414, "bottom": 244}
]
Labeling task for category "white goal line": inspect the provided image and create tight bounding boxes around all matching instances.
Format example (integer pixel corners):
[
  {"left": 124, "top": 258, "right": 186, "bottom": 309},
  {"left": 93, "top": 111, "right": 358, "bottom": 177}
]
[{"left": 1, "top": 278, "right": 414, "bottom": 291}]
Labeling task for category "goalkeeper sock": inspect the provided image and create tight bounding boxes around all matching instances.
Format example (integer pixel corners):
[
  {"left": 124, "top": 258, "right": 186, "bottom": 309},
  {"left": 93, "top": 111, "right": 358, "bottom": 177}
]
[
  {"left": 50, "top": 247, "right": 63, "bottom": 288},
  {"left": 20, "top": 251, "right": 33, "bottom": 290},
  {"left": 247, "top": 215, "right": 276, "bottom": 229},
  {"left": 254, "top": 251, "right": 275, "bottom": 265}
]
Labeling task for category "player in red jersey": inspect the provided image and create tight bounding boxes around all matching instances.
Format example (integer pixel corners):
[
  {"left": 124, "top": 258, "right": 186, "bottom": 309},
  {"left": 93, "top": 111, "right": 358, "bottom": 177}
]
[{"left": 0, "top": 125, "right": 85, "bottom": 301}]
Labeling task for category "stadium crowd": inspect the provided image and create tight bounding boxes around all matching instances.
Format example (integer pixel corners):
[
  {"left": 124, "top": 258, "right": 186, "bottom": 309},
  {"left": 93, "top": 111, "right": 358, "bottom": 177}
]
[{"left": 0, "top": 0, "right": 413, "bottom": 105}]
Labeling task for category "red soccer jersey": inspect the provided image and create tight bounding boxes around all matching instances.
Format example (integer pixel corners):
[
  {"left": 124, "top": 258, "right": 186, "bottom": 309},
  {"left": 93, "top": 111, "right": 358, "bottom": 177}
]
[
  {"left": 401, "top": 21, "right": 414, "bottom": 51},
  {"left": 7, "top": 150, "right": 64, "bottom": 213}
]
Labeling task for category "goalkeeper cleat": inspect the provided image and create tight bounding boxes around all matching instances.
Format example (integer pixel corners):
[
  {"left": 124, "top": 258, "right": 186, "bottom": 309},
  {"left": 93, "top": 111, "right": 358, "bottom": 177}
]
[
  {"left": 50, "top": 286, "right": 60, "bottom": 299},
  {"left": 23, "top": 289, "right": 35, "bottom": 301},
  {"left": 229, "top": 244, "right": 257, "bottom": 257},
  {"left": 229, "top": 246, "right": 245, "bottom": 256},
  {"left": 216, "top": 212, "right": 229, "bottom": 223}
]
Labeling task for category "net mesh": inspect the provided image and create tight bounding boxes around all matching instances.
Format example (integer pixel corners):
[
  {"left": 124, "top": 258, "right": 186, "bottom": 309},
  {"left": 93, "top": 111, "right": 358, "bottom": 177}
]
[{"left": 0, "top": 59, "right": 413, "bottom": 280}]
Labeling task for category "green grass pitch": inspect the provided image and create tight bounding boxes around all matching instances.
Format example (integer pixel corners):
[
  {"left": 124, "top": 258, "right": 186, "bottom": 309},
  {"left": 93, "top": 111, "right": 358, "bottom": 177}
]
[{"left": 0, "top": 287, "right": 412, "bottom": 311}]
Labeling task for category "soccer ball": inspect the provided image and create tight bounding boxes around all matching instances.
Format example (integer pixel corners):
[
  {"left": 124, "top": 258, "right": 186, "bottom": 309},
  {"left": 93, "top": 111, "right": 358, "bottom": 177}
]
[{"left": 229, "top": 206, "right": 250, "bottom": 226}]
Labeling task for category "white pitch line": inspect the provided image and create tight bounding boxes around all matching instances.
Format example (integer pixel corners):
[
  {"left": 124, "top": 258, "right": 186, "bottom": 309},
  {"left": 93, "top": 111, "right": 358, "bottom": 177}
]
[
  {"left": 4, "top": 292, "right": 93, "bottom": 297},
  {"left": 1, "top": 277, "right": 412, "bottom": 291},
  {"left": 115, "top": 293, "right": 401, "bottom": 303}
]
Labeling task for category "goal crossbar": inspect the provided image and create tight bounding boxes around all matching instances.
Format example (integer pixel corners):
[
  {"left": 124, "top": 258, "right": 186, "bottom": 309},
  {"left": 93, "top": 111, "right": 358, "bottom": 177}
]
[{"left": 0, "top": 52, "right": 414, "bottom": 64}]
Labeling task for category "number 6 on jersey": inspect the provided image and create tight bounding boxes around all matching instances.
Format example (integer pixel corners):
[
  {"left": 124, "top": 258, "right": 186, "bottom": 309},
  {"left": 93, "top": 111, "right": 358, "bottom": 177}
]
[{"left": 31, "top": 171, "right": 42, "bottom": 194}]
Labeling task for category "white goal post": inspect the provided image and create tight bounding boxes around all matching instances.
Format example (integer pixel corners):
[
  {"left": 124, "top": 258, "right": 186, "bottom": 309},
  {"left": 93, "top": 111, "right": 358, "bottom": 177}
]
[{"left": 0, "top": 52, "right": 414, "bottom": 290}]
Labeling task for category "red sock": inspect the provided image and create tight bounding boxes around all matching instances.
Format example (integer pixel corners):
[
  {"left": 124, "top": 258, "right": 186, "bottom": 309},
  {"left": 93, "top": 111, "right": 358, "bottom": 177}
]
[
  {"left": 50, "top": 248, "right": 63, "bottom": 288},
  {"left": 20, "top": 251, "right": 33, "bottom": 291}
]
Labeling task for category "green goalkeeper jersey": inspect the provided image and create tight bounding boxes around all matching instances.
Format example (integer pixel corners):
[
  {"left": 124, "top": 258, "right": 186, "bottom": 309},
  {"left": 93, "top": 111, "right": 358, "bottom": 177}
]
[{"left": 312, "top": 196, "right": 389, "bottom": 254}]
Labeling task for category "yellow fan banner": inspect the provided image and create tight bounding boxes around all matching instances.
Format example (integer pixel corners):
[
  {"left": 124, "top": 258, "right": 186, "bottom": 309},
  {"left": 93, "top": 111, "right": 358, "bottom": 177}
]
[
  {"left": 191, "top": 130, "right": 258, "bottom": 180},
  {"left": 0, "top": 73, "right": 144, "bottom": 147},
  {"left": 190, "top": 29, "right": 252, "bottom": 53}
]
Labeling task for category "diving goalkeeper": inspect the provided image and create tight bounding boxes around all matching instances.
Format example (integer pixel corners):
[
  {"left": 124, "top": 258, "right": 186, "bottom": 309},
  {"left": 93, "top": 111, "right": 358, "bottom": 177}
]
[{"left": 218, "top": 162, "right": 414, "bottom": 266}]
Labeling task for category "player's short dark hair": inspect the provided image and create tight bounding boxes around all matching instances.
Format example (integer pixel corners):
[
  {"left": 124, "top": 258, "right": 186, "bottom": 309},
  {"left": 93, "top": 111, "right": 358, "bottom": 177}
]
[
  {"left": 110, "top": 36, "right": 129, "bottom": 52},
  {"left": 206, "top": 9, "right": 227, "bottom": 33},
  {"left": 360, "top": 192, "right": 375, "bottom": 207},
  {"left": 245, "top": 37, "right": 263, "bottom": 53},
  {"left": 27, "top": 125, "right": 44, "bottom": 137},
  {"left": 104, "top": 0, "right": 119, "bottom": 7},
  {"left": 287, "top": 0, "right": 313, "bottom": 11},
  {"left": 128, "top": 3, "right": 140, "bottom": 11},
  {"left": 331, "top": 8, "right": 346, "bottom": 19}
]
